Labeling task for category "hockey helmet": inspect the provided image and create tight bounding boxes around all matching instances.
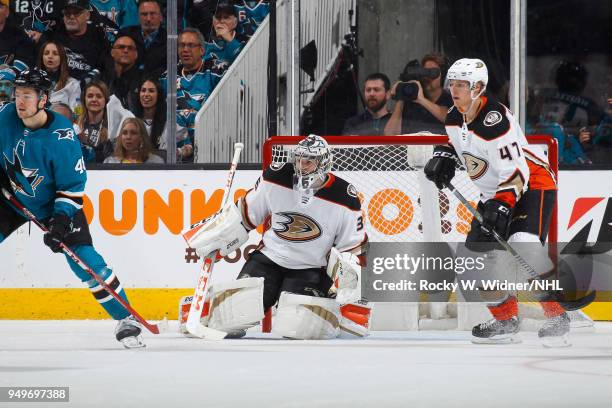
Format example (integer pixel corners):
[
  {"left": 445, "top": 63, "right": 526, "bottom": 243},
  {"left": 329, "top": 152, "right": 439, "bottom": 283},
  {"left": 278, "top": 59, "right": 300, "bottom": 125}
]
[
  {"left": 14, "top": 68, "right": 53, "bottom": 94},
  {"left": 445, "top": 58, "right": 488, "bottom": 98},
  {"left": 292, "top": 134, "right": 333, "bottom": 191}
]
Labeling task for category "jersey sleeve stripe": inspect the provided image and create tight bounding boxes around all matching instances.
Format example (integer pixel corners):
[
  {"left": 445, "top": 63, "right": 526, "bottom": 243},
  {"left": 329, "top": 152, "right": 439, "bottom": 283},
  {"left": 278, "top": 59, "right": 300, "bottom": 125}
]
[
  {"left": 337, "top": 233, "right": 369, "bottom": 256},
  {"left": 238, "top": 192, "right": 258, "bottom": 230},
  {"left": 56, "top": 190, "right": 84, "bottom": 198},
  {"left": 495, "top": 169, "right": 526, "bottom": 207},
  {"left": 55, "top": 197, "right": 83, "bottom": 209}
]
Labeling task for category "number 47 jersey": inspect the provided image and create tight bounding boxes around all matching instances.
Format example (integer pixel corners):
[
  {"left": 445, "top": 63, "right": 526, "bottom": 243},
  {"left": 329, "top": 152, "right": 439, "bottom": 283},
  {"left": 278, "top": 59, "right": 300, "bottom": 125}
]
[{"left": 445, "top": 96, "right": 556, "bottom": 208}]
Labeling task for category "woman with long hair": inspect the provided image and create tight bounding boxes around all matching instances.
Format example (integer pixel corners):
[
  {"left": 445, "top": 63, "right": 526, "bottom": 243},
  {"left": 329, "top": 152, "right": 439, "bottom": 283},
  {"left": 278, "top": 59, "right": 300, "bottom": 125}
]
[
  {"left": 133, "top": 77, "right": 167, "bottom": 153},
  {"left": 76, "top": 80, "right": 114, "bottom": 163},
  {"left": 37, "top": 40, "right": 82, "bottom": 117},
  {"left": 104, "top": 118, "right": 164, "bottom": 164}
]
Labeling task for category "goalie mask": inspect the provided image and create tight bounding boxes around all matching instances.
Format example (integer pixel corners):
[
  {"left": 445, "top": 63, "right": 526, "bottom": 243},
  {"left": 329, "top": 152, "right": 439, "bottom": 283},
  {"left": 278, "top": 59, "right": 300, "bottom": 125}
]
[
  {"left": 291, "top": 135, "right": 333, "bottom": 201},
  {"left": 445, "top": 58, "right": 488, "bottom": 100}
]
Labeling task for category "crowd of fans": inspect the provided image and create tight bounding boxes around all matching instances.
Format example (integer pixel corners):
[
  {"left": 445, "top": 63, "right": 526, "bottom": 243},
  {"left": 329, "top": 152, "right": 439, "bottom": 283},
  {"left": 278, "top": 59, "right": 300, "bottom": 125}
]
[
  {"left": 0, "top": 0, "right": 269, "bottom": 163},
  {"left": 342, "top": 53, "right": 611, "bottom": 166}
]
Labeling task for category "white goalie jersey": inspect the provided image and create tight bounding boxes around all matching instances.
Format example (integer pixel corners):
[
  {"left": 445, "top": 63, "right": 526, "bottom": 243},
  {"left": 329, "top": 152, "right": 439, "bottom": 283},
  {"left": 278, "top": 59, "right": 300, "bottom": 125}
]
[
  {"left": 238, "top": 163, "right": 368, "bottom": 269},
  {"left": 445, "top": 97, "right": 556, "bottom": 207}
]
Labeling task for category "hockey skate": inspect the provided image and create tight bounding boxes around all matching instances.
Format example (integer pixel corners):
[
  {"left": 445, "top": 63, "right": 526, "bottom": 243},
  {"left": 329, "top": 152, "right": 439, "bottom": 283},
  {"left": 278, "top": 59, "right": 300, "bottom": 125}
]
[
  {"left": 538, "top": 312, "right": 571, "bottom": 348},
  {"left": 115, "top": 316, "right": 145, "bottom": 349},
  {"left": 471, "top": 316, "right": 521, "bottom": 344}
]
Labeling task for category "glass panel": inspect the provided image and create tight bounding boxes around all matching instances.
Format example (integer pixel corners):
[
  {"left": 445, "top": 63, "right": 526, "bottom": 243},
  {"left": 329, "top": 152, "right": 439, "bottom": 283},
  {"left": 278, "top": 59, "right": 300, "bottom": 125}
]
[
  {"left": 302, "top": 0, "right": 511, "bottom": 138},
  {"left": 526, "top": 0, "right": 612, "bottom": 165}
]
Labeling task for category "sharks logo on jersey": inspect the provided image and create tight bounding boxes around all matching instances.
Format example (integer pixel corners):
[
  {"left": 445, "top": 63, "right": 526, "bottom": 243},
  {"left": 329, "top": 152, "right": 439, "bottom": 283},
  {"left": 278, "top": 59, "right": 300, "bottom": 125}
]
[
  {"left": 53, "top": 128, "right": 76, "bottom": 141},
  {"left": 273, "top": 211, "right": 322, "bottom": 242},
  {"left": 14, "top": 0, "right": 58, "bottom": 33},
  {"left": 3, "top": 148, "right": 44, "bottom": 197}
]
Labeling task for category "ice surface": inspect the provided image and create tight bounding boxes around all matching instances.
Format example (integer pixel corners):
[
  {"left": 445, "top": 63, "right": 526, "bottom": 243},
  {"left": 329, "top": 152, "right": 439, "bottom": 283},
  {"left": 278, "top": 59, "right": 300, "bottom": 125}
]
[{"left": 1, "top": 321, "right": 611, "bottom": 408}]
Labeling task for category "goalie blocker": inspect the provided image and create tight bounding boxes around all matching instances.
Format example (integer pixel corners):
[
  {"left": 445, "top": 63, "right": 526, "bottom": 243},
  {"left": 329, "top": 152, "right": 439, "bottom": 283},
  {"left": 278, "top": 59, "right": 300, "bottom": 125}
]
[{"left": 181, "top": 135, "right": 370, "bottom": 339}]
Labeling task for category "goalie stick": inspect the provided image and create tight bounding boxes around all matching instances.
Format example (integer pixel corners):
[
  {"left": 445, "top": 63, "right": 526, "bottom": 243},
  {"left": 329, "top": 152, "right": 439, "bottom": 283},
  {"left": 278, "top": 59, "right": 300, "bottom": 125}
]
[
  {"left": 1, "top": 187, "right": 167, "bottom": 335},
  {"left": 182, "top": 142, "right": 244, "bottom": 339},
  {"left": 444, "top": 181, "right": 596, "bottom": 311}
]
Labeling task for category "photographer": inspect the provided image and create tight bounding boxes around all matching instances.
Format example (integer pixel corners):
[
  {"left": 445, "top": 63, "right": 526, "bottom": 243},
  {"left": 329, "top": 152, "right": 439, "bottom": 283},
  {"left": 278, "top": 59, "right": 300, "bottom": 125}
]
[
  {"left": 384, "top": 53, "right": 453, "bottom": 135},
  {"left": 342, "top": 72, "right": 392, "bottom": 135}
]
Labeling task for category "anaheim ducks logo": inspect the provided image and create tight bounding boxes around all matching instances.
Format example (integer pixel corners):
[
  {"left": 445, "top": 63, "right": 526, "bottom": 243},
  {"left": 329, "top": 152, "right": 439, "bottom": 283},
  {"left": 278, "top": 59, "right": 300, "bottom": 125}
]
[
  {"left": 273, "top": 212, "right": 322, "bottom": 242},
  {"left": 462, "top": 153, "right": 488, "bottom": 180}
]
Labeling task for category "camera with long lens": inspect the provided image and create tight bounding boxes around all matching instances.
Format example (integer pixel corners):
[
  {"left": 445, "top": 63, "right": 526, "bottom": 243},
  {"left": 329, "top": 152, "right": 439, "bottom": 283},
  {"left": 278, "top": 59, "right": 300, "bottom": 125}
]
[{"left": 393, "top": 59, "right": 441, "bottom": 102}]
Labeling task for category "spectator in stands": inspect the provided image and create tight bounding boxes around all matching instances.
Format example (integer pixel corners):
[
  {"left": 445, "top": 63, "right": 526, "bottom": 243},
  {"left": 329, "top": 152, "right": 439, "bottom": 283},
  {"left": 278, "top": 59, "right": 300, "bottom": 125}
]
[
  {"left": 204, "top": 2, "right": 247, "bottom": 65},
  {"left": 90, "top": 0, "right": 139, "bottom": 30},
  {"left": 537, "top": 61, "right": 607, "bottom": 163},
  {"left": 37, "top": 40, "right": 82, "bottom": 116},
  {"left": 52, "top": 101, "right": 75, "bottom": 121},
  {"left": 161, "top": 27, "right": 227, "bottom": 162},
  {"left": 526, "top": 87, "right": 591, "bottom": 165},
  {"left": 8, "top": 0, "right": 64, "bottom": 44},
  {"left": 39, "top": 0, "right": 110, "bottom": 80},
  {"left": 134, "top": 77, "right": 167, "bottom": 156},
  {"left": 0, "top": 65, "right": 15, "bottom": 105},
  {"left": 343, "top": 72, "right": 392, "bottom": 135},
  {"left": 0, "top": 0, "right": 36, "bottom": 67},
  {"left": 104, "top": 117, "right": 164, "bottom": 163},
  {"left": 76, "top": 80, "right": 114, "bottom": 163},
  {"left": 235, "top": 0, "right": 269, "bottom": 38},
  {"left": 189, "top": 0, "right": 216, "bottom": 41},
  {"left": 384, "top": 53, "right": 453, "bottom": 135},
  {"left": 103, "top": 34, "right": 142, "bottom": 112},
  {"left": 119, "top": 0, "right": 167, "bottom": 78}
]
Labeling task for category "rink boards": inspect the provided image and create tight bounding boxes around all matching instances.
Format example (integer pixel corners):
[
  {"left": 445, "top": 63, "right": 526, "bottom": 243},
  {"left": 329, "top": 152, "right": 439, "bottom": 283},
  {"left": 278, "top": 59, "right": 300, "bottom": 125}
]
[{"left": 0, "top": 169, "right": 610, "bottom": 320}]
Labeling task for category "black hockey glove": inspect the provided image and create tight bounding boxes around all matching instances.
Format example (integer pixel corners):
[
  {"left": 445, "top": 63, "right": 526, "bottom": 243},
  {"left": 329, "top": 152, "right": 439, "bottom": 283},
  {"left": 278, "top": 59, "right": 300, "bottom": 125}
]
[
  {"left": 481, "top": 199, "right": 512, "bottom": 238},
  {"left": 43, "top": 214, "right": 72, "bottom": 253},
  {"left": 424, "top": 145, "right": 458, "bottom": 189},
  {"left": 0, "top": 170, "right": 12, "bottom": 194}
]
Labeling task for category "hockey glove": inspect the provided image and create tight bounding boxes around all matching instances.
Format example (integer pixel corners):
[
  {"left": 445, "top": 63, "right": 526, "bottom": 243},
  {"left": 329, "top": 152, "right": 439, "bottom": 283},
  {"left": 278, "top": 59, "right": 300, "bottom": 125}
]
[
  {"left": 0, "top": 170, "right": 12, "bottom": 194},
  {"left": 424, "top": 145, "right": 457, "bottom": 189},
  {"left": 43, "top": 214, "right": 72, "bottom": 253},
  {"left": 481, "top": 199, "right": 512, "bottom": 238}
]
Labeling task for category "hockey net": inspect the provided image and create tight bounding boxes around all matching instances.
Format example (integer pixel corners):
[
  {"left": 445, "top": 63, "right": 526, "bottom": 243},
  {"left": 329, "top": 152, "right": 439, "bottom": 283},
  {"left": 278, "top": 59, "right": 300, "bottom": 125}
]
[{"left": 263, "top": 134, "right": 564, "bottom": 331}]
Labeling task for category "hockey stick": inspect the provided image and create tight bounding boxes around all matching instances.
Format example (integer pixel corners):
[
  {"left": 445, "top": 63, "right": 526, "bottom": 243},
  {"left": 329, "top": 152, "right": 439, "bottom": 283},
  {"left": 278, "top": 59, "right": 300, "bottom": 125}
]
[
  {"left": 443, "top": 181, "right": 596, "bottom": 311},
  {"left": 1, "top": 187, "right": 166, "bottom": 335},
  {"left": 183, "top": 142, "right": 244, "bottom": 339}
]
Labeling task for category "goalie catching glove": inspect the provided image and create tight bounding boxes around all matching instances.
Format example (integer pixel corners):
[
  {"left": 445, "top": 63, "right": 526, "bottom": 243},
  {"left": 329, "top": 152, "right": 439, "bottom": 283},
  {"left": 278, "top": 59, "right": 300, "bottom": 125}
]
[
  {"left": 183, "top": 201, "right": 249, "bottom": 258},
  {"left": 424, "top": 145, "right": 458, "bottom": 189}
]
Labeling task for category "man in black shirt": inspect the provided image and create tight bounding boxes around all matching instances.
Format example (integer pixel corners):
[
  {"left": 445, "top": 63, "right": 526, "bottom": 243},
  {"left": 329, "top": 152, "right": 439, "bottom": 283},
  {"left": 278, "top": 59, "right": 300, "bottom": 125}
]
[
  {"left": 103, "top": 34, "right": 143, "bottom": 112},
  {"left": 385, "top": 53, "right": 453, "bottom": 135},
  {"left": 343, "top": 72, "right": 392, "bottom": 135},
  {"left": 38, "top": 0, "right": 109, "bottom": 80},
  {"left": 0, "top": 0, "right": 35, "bottom": 67},
  {"left": 118, "top": 0, "right": 167, "bottom": 78}
]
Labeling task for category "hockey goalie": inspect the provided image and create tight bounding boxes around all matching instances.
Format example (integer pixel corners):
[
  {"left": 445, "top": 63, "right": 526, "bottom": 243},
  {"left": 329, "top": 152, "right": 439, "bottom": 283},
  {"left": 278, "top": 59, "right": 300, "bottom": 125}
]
[{"left": 180, "top": 135, "right": 370, "bottom": 339}]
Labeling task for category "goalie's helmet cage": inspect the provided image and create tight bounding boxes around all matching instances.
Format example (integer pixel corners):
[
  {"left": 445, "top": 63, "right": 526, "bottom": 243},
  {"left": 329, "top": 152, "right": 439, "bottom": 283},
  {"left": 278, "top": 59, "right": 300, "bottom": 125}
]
[
  {"left": 292, "top": 134, "right": 333, "bottom": 191},
  {"left": 445, "top": 58, "right": 488, "bottom": 100}
]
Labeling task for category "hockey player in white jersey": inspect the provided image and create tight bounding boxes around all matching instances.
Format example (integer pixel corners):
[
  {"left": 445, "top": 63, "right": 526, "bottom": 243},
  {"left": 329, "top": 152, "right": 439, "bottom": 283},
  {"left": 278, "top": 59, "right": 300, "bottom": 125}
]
[
  {"left": 424, "top": 58, "right": 571, "bottom": 347},
  {"left": 183, "top": 135, "right": 369, "bottom": 339}
]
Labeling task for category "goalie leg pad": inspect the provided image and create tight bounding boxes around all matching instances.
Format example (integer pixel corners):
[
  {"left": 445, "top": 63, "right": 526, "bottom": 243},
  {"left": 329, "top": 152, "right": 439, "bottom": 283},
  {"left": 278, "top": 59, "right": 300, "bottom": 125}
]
[
  {"left": 207, "top": 277, "right": 265, "bottom": 332},
  {"left": 273, "top": 292, "right": 341, "bottom": 340},
  {"left": 339, "top": 301, "right": 371, "bottom": 338}
]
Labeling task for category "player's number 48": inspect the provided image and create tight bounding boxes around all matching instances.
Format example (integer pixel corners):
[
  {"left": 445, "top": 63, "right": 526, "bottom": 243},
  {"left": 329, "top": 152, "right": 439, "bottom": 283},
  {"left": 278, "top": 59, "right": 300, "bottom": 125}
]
[{"left": 74, "top": 158, "right": 86, "bottom": 174}]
